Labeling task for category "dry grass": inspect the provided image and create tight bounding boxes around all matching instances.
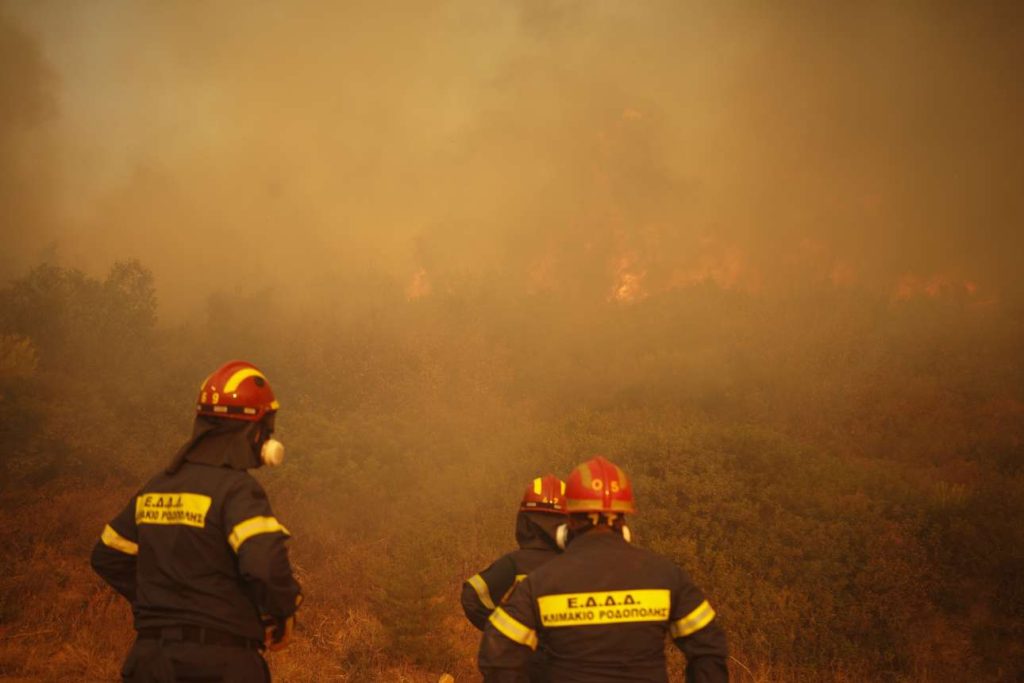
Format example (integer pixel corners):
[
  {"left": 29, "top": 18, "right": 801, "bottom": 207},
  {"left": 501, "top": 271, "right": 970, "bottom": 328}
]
[
  {"left": 0, "top": 480, "right": 472, "bottom": 682},
  {"left": 0, "top": 483, "right": 134, "bottom": 682},
  {"left": 0, "top": 477, "right": 946, "bottom": 682}
]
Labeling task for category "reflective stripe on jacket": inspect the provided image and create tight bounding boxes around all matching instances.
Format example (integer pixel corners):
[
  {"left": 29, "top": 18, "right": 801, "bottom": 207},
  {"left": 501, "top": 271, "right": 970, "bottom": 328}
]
[
  {"left": 91, "top": 462, "right": 301, "bottom": 641},
  {"left": 462, "top": 547, "right": 558, "bottom": 630},
  {"left": 478, "top": 529, "right": 728, "bottom": 683}
]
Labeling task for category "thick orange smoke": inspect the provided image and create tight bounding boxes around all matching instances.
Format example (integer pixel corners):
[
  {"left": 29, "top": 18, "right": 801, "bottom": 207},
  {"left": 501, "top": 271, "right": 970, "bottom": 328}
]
[{"left": 0, "top": 1, "right": 1021, "bottom": 317}]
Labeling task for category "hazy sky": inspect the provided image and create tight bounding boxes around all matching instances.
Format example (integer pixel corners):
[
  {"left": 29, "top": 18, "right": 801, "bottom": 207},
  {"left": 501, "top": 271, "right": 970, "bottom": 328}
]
[{"left": 2, "top": 1, "right": 1022, "bottom": 318}]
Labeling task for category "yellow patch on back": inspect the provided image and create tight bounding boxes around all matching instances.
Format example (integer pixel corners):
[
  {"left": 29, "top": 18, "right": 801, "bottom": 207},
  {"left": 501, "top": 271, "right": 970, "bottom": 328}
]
[
  {"left": 136, "top": 492, "right": 212, "bottom": 528},
  {"left": 538, "top": 589, "right": 670, "bottom": 627}
]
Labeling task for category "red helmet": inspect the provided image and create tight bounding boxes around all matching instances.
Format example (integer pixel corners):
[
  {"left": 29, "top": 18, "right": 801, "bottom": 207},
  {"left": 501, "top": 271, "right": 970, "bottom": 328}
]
[
  {"left": 565, "top": 456, "right": 636, "bottom": 514},
  {"left": 196, "top": 360, "right": 279, "bottom": 421},
  {"left": 520, "top": 475, "right": 567, "bottom": 514}
]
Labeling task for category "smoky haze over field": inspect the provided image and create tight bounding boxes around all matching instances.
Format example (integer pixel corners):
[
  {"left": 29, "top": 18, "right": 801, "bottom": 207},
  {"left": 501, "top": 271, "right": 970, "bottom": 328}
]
[
  {"left": 3, "top": 3, "right": 1024, "bottom": 681},
  {"left": 2, "top": 0, "right": 1023, "bottom": 318}
]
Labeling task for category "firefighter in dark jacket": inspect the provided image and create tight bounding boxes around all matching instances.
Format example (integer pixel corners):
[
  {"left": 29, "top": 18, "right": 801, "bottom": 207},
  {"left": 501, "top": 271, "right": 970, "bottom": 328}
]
[
  {"left": 462, "top": 475, "right": 568, "bottom": 681},
  {"left": 91, "top": 360, "right": 302, "bottom": 683},
  {"left": 478, "top": 456, "right": 729, "bottom": 683}
]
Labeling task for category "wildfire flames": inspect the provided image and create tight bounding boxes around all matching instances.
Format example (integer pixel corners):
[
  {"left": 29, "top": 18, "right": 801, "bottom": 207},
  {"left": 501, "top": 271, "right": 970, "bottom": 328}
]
[
  {"left": 610, "top": 252, "right": 648, "bottom": 303},
  {"left": 892, "top": 274, "right": 981, "bottom": 302},
  {"left": 406, "top": 267, "right": 432, "bottom": 300},
  {"left": 409, "top": 246, "right": 987, "bottom": 307}
]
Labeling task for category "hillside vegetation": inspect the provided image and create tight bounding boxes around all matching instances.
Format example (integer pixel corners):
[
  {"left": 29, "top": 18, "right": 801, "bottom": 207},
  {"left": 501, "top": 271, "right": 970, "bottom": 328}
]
[{"left": 1, "top": 261, "right": 1022, "bottom": 682}]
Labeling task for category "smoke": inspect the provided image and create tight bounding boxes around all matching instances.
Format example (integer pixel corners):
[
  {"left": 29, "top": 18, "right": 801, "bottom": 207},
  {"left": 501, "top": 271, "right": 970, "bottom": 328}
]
[
  {"left": 0, "top": 5, "right": 58, "bottom": 275},
  {"left": 2, "top": 0, "right": 1022, "bottom": 317}
]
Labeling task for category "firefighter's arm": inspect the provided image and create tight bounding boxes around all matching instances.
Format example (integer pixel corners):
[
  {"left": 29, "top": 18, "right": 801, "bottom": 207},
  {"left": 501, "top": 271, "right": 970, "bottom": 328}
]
[
  {"left": 669, "top": 567, "right": 729, "bottom": 683},
  {"left": 461, "top": 554, "right": 517, "bottom": 630},
  {"left": 90, "top": 497, "right": 139, "bottom": 603},
  {"left": 478, "top": 575, "right": 537, "bottom": 683},
  {"left": 224, "top": 476, "right": 302, "bottom": 649}
]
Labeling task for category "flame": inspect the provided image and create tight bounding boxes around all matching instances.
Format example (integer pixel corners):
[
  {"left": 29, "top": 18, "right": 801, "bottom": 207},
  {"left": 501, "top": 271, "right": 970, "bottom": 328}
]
[
  {"left": 892, "top": 273, "right": 980, "bottom": 302},
  {"left": 609, "top": 252, "right": 648, "bottom": 303},
  {"left": 406, "top": 267, "right": 431, "bottom": 300}
]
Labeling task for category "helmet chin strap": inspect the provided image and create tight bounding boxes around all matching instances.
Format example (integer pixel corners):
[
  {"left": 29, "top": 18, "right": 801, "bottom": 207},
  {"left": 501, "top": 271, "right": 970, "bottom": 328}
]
[{"left": 261, "top": 438, "right": 285, "bottom": 467}]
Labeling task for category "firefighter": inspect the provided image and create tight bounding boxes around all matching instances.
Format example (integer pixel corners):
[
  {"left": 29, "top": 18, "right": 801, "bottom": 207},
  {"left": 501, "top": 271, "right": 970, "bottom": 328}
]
[
  {"left": 91, "top": 360, "right": 302, "bottom": 683},
  {"left": 478, "top": 456, "right": 729, "bottom": 683},
  {"left": 462, "top": 475, "right": 568, "bottom": 681}
]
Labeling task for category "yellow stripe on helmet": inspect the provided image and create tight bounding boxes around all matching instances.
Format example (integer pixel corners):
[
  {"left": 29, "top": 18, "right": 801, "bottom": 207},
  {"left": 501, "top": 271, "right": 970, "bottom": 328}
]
[
  {"left": 223, "top": 368, "right": 268, "bottom": 393},
  {"left": 565, "top": 498, "right": 634, "bottom": 512},
  {"left": 577, "top": 462, "right": 593, "bottom": 490}
]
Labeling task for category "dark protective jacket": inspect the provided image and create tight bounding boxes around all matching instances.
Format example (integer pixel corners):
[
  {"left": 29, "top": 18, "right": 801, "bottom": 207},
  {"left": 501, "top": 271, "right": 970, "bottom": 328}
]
[
  {"left": 91, "top": 461, "right": 301, "bottom": 642},
  {"left": 462, "top": 511, "right": 563, "bottom": 630},
  {"left": 478, "top": 529, "right": 729, "bottom": 683}
]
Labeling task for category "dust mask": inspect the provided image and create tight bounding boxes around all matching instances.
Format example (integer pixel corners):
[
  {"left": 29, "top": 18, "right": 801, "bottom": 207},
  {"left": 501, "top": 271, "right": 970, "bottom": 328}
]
[
  {"left": 556, "top": 523, "right": 569, "bottom": 550},
  {"left": 261, "top": 438, "right": 285, "bottom": 467}
]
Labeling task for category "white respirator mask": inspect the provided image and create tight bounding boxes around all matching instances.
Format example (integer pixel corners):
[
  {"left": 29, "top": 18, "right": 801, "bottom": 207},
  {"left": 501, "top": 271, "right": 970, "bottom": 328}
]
[
  {"left": 555, "top": 523, "right": 569, "bottom": 550},
  {"left": 260, "top": 438, "right": 285, "bottom": 467}
]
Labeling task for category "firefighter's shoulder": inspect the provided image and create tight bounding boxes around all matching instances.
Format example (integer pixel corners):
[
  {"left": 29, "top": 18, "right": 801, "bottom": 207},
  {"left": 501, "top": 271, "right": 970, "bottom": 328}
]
[
  {"left": 221, "top": 467, "right": 268, "bottom": 496},
  {"left": 524, "top": 536, "right": 683, "bottom": 596}
]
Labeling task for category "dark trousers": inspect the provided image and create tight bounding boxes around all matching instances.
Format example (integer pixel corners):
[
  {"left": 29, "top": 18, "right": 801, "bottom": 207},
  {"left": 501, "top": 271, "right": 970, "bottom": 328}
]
[{"left": 121, "top": 637, "right": 270, "bottom": 683}]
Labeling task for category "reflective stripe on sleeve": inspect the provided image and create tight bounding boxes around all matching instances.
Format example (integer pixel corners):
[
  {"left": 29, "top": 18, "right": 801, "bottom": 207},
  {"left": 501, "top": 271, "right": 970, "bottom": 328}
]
[
  {"left": 670, "top": 599, "right": 715, "bottom": 638},
  {"left": 467, "top": 573, "right": 496, "bottom": 610},
  {"left": 228, "top": 516, "right": 290, "bottom": 553},
  {"left": 101, "top": 524, "right": 139, "bottom": 556},
  {"left": 488, "top": 607, "right": 538, "bottom": 651}
]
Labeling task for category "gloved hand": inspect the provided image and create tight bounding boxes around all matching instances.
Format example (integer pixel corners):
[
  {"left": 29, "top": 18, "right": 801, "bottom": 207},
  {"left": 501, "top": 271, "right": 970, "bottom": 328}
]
[
  {"left": 261, "top": 593, "right": 302, "bottom": 652},
  {"left": 261, "top": 614, "right": 294, "bottom": 651}
]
